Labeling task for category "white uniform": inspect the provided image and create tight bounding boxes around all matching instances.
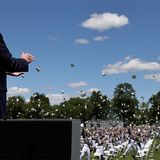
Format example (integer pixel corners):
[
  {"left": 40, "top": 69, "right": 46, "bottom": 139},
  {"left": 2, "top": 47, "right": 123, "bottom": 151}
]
[
  {"left": 80, "top": 137, "right": 91, "bottom": 160},
  {"left": 123, "top": 138, "right": 136, "bottom": 155},
  {"left": 94, "top": 144, "right": 104, "bottom": 159}
]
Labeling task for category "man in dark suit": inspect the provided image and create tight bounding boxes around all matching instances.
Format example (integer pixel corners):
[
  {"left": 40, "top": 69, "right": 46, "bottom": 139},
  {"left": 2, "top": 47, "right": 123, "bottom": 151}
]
[{"left": 0, "top": 33, "right": 35, "bottom": 119}]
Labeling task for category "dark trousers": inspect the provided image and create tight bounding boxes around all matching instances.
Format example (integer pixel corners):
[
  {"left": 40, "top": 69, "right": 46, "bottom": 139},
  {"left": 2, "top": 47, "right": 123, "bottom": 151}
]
[{"left": 0, "top": 92, "right": 6, "bottom": 119}]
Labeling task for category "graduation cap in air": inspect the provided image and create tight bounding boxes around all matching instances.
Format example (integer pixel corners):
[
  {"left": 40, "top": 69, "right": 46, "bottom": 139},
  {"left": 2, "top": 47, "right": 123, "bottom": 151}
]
[
  {"left": 36, "top": 66, "right": 41, "bottom": 72},
  {"left": 70, "top": 64, "right": 75, "bottom": 67},
  {"left": 80, "top": 90, "right": 86, "bottom": 97},
  {"left": 131, "top": 74, "right": 136, "bottom": 79},
  {"left": 102, "top": 72, "right": 106, "bottom": 76}
]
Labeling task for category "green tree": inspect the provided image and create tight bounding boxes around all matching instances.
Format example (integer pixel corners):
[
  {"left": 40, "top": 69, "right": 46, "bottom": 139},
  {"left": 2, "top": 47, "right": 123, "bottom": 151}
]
[
  {"left": 148, "top": 91, "right": 160, "bottom": 124},
  {"left": 56, "top": 97, "right": 94, "bottom": 125},
  {"left": 7, "top": 96, "right": 26, "bottom": 119},
  {"left": 135, "top": 101, "right": 150, "bottom": 125},
  {"left": 112, "top": 83, "right": 139, "bottom": 126},
  {"left": 89, "top": 91, "right": 110, "bottom": 120},
  {"left": 25, "top": 92, "right": 51, "bottom": 118}
]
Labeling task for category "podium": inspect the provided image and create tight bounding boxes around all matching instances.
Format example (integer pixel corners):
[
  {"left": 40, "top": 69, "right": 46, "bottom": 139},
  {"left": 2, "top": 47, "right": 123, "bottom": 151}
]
[{"left": 0, "top": 119, "right": 80, "bottom": 160}]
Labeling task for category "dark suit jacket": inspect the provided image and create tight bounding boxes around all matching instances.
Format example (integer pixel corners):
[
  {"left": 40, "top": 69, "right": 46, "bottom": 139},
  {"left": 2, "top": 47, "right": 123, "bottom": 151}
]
[{"left": 0, "top": 33, "right": 29, "bottom": 92}]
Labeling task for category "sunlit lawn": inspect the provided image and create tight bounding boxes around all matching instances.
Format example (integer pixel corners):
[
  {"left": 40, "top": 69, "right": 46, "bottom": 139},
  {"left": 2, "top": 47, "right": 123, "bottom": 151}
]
[
  {"left": 146, "top": 137, "right": 160, "bottom": 160},
  {"left": 82, "top": 137, "right": 160, "bottom": 160}
]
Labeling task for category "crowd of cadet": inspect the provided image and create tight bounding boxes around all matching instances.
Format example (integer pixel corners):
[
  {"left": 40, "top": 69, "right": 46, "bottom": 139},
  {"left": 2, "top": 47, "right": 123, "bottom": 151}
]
[{"left": 80, "top": 124, "right": 160, "bottom": 160}]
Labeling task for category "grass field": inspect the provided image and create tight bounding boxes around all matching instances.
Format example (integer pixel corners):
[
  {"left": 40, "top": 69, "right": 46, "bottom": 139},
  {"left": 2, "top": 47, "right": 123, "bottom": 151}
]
[
  {"left": 82, "top": 137, "right": 160, "bottom": 160},
  {"left": 146, "top": 138, "right": 160, "bottom": 160}
]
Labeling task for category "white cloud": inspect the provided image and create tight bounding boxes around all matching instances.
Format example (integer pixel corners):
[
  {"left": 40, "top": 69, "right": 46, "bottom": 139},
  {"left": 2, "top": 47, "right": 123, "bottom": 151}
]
[
  {"left": 48, "top": 37, "right": 58, "bottom": 41},
  {"left": 68, "top": 81, "right": 88, "bottom": 89},
  {"left": 81, "top": 12, "right": 129, "bottom": 31},
  {"left": 144, "top": 73, "right": 160, "bottom": 82},
  {"left": 74, "top": 38, "right": 90, "bottom": 45},
  {"left": 46, "top": 93, "right": 67, "bottom": 105},
  {"left": 93, "top": 36, "right": 108, "bottom": 41},
  {"left": 102, "top": 57, "right": 160, "bottom": 75},
  {"left": 7, "top": 86, "right": 31, "bottom": 96},
  {"left": 87, "top": 88, "right": 101, "bottom": 94}
]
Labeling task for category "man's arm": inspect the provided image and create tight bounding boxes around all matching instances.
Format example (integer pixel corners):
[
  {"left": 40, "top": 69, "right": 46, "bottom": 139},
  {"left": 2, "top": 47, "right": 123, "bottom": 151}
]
[
  {"left": 0, "top": 33, "right": 35, "bottom": 72},
  {"left": 8, "top": 52, "right": 35, "bottom": 72}
]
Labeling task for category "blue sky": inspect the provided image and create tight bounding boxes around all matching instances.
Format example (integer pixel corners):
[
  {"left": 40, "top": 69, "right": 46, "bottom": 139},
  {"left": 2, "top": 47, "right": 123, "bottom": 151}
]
[{"left": 0, "top": 0, "right": 160, "bottom": 104}]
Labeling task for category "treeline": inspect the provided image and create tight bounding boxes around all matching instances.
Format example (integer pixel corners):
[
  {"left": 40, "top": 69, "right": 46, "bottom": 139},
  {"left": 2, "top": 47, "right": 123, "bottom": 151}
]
[{"left": 7, "top": 83, "right": 160, "bottom": 126}]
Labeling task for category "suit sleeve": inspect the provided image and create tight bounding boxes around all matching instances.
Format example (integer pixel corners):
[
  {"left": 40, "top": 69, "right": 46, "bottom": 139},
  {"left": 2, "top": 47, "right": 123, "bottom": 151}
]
[
  {"left": 0, "top": 33, "right": 28, "bottom": 72},
  {"left": 8, "top": 58, "right": 28, "bottom": 72}
]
